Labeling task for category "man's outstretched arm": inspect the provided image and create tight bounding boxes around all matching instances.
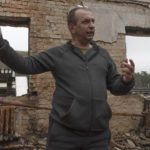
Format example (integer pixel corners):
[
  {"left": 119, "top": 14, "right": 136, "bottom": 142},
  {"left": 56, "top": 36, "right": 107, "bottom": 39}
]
[{"left": 0, "top": 27, "right": 55, "bottom": 74}]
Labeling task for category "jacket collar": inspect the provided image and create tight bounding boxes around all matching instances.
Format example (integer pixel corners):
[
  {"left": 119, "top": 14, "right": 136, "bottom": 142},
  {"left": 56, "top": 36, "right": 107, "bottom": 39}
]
[{"left": 66, "top": 40, "right": 99, "bottom": 61}]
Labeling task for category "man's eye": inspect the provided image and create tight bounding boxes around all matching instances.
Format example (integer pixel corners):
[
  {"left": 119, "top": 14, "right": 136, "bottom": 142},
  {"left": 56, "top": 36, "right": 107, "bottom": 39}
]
[{"left": 83, "top": 20, "right": 88, "bottom": 24}]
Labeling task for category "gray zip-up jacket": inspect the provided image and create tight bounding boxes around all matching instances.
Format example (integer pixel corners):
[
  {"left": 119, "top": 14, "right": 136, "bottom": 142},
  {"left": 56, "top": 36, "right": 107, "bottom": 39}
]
[{"left": 0, "top": 38, "right": 134, "bottom": 132}]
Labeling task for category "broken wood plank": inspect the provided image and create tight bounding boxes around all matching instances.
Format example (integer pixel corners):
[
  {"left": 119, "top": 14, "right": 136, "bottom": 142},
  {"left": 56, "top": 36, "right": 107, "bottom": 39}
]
[
  {"left": 10, "top": 107, "right": 15, "bottom": 135},
  {"left": 0, "top": 107, "right": 4, "bottom": 134},
  {"left": 5, "top": 107, "right": 9, "bottom": 134}
]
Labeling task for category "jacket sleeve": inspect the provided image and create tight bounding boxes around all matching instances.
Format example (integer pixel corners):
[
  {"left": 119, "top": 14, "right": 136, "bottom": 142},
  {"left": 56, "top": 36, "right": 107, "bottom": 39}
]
[
  {"left": 106, "top": 51, "right": 134, "bottom": 95},
  {"left": 0, "top": 37, "right": 55, "bottom": 74}
]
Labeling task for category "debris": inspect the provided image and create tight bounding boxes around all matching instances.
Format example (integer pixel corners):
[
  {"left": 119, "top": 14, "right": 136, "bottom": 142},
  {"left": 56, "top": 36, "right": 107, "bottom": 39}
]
[
  {"left": 127, "top": 139, "right": 136, "bottom": 148},
  {"left": 110, "top": 129, "right": 150, "bottom": 150}
]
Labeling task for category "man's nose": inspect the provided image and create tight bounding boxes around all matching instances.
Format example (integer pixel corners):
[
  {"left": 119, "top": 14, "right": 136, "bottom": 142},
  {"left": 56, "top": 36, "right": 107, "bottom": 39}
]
[{"left": 89, "top": 22, "right": 95, "bottom": 29}]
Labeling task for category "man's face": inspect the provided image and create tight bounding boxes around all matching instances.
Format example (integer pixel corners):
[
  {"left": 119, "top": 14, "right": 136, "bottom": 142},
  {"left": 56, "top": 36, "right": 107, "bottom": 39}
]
[{"left": 70, "top": 9, "right": 95, "bottom": 43}]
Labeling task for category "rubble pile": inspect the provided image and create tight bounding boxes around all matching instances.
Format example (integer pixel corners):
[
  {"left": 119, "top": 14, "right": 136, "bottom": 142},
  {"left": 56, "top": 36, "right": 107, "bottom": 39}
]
[{"left": 110, "top": 129, "right": 150, "bottom": 150}]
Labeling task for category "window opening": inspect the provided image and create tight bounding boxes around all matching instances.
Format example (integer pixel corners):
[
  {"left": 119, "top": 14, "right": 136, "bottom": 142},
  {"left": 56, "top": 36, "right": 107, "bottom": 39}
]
[
  {"left": 0, "top": 26, "right": 29, "bottom": 96},
  {"left": 126, "top": 34, "right": 150, "bottom": 89}
]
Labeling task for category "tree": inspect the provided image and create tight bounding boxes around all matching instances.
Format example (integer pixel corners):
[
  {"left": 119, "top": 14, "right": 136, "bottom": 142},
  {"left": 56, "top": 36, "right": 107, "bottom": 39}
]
[{"left": 134, "top": 71, "right": 150, "bottom": 88}]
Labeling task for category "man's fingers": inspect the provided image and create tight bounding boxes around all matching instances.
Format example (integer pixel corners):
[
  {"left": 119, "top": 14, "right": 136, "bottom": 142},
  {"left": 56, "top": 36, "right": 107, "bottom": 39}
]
[
  {"left": 0, "top": 27, "right": 2, "bottom": 37},
  {"left": 122, "top": 68, "right": 133, "bottom": 75},
  {"left": 122, "top": 62, "right": 134, "bottom": 73},
  {"left": 121, "top": 58, "right": 135, "bottom": 82},
  {"left": 122, "top": 59, "right": 135, "bottom": 72},
  {"left": 129, "top": 59, "right": 135, "bottom": 67}
]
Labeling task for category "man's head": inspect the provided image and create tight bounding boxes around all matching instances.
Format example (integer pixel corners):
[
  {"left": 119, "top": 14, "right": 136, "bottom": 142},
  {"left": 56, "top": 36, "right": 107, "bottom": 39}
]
[
  {"left": 67, "top": 6, "right": 89, "bottom": 26},
  {"left": 67, "top": 6, "right": 95, "bottom": 45}
]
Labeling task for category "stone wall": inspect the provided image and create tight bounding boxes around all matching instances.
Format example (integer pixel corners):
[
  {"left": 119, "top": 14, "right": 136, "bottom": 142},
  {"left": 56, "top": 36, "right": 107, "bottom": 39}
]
[{"left": 0, "top": 0, "right": 149, "bottom": 148}]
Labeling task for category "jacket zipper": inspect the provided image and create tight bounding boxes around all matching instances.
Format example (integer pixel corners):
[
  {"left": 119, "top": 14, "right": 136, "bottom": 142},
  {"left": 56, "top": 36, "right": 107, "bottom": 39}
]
[{"left": 84, "top": 57, "right": 94, "bottom": 133}]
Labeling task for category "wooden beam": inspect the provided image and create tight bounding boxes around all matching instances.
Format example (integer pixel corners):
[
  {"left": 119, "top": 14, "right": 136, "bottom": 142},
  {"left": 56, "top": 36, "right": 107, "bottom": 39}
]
[
  {"left": 0, "top": 100, "right": 52, "bottom": 110},
  {"left": 0, "top": 145, "right": 35, "bottom": 150},
  {"left": 112, "top": 112, "right": 145, "bottom": 117},
  {"left": 0, "top": 101, "right": 146, "bottom": 117}
]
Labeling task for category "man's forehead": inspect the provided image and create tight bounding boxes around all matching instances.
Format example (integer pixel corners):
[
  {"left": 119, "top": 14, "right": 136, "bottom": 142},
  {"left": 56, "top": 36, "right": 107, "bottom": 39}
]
[{"left": 75, "top": 9, "right": 94, "bottom": 19}]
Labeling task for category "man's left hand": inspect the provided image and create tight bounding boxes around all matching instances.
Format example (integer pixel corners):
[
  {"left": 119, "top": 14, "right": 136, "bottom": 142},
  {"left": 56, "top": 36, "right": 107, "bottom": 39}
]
[{"left": 121, "top": 59, "right": 135, "bottom": 83}]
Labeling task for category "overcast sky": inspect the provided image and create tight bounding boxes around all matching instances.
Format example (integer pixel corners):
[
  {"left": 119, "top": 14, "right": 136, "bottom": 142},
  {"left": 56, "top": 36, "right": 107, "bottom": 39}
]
[
  {"left": 126, "top": 35, "right": 150, "bottom": 73},
  {"left": 1, "top": 26, "right": 150, "bottom": 74},
  {"left": 1, "top": 26, "right": 28, "bottom": 51}
]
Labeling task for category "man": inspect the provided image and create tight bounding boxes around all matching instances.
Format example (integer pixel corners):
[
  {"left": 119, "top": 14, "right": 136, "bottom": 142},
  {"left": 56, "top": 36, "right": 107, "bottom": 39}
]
[{"left": 0, "top": 6, "right": 134, "bottom": 150}]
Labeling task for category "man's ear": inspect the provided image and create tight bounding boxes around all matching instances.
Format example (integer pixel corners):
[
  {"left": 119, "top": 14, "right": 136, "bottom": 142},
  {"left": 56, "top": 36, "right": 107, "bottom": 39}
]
[{"left": 68, "top": 24, "right": 76, "bottom": 34}]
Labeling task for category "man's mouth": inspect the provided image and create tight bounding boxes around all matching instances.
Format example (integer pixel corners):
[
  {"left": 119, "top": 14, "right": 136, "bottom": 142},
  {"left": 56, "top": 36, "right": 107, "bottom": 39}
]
[{"left": 87, "top": 31, "right": 94, "bottom": 36}]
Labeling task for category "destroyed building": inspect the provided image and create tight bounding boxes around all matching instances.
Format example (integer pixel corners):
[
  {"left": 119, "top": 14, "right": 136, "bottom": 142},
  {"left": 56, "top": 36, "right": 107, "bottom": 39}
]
[{"left": 0, "top": 0, "right": 150, "bottom": 149}]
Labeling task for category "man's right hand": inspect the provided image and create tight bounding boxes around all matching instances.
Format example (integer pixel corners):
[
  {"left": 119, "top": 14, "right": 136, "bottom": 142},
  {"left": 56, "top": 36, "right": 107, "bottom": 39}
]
[{"left": 0, "top": 27, "right": 2, "bottom": 37}]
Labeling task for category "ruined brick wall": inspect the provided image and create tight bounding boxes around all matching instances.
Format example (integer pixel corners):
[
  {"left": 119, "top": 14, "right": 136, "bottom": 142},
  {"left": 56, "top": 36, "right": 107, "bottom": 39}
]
[{"left": 0, "top": 0, "right": 148, "bottom": 148}]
